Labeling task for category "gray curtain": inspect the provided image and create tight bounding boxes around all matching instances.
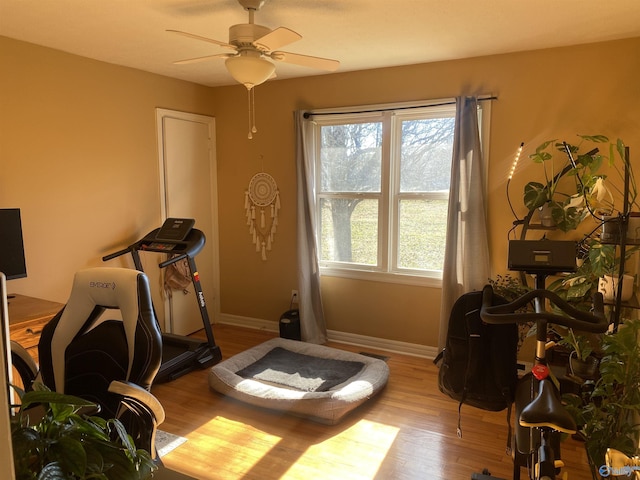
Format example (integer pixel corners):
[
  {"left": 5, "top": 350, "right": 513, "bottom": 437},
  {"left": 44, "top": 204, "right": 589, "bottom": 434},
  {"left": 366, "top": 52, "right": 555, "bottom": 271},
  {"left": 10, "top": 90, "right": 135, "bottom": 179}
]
[
  {"left": 437, "top": 96, "right": 491, "bottom": 350},
  {"left": 294, "top": 111, "right": 327, "bottom": 344}
]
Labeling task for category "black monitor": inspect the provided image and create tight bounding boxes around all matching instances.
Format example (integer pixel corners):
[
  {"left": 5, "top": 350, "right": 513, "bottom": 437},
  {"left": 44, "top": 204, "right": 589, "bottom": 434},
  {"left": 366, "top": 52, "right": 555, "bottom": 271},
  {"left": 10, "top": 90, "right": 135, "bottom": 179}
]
[{"left": 0, "top": 209, "right": 27, "bottom": 280}]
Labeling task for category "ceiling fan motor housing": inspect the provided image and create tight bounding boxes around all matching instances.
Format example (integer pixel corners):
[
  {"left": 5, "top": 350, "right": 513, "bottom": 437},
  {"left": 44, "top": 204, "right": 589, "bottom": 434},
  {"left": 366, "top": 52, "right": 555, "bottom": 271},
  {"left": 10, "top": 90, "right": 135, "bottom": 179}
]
[
  {"left": 229, "top": 23, "right": 271, "bottom": 47},
  {"left": 238, "top": 0, "right": 265, "bottom": 11}
]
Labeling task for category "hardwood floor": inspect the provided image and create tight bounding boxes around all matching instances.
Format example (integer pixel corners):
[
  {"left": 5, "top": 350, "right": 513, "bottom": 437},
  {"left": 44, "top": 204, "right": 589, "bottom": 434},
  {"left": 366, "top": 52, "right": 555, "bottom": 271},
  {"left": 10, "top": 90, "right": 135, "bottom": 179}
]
[{"left": 151, "top": 324, "right": 592, "bottom": 480}]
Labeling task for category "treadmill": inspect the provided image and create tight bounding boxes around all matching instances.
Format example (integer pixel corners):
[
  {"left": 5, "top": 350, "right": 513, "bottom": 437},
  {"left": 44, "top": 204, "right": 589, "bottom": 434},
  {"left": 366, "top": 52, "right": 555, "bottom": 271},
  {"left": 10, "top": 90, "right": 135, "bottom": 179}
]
[{"left": 103, "top": 218, "right": 222, "bottom": 383}]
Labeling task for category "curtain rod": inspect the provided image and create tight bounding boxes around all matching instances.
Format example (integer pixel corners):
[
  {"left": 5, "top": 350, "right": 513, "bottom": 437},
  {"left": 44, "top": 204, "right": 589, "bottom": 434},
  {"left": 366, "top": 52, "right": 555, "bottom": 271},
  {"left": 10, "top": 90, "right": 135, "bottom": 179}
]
[{"left": 302, "top": 95, "right": 497, "bottom": 119}]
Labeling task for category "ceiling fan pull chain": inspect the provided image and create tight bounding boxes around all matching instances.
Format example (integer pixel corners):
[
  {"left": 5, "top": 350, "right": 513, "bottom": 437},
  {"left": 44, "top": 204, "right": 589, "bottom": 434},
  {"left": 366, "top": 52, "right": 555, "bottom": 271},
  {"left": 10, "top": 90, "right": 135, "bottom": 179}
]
[
  {"left": 251, "top": 87, "right": 258, "bottom": 135},
  {"left": 247, "top": 87, "right": 253, "bottom": 139}
]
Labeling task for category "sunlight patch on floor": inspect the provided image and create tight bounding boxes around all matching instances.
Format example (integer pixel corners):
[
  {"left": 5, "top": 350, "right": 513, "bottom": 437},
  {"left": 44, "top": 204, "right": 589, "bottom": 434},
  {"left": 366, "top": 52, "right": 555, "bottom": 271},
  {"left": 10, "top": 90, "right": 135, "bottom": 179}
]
[
  {"left": 197, "top": 416, "right": 283, "bottom": 474},
  {"left": 285, "top": 419, "right": 400, "bottom": 478}
]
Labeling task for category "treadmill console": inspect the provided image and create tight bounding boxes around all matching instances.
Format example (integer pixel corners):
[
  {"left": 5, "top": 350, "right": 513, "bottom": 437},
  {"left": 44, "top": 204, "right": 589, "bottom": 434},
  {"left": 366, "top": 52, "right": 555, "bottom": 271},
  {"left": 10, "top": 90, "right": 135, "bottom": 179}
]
[
  {"left": 156, "top": 218, "right": 195, "bottom": 241},
  {"left": 145, "top": 242, "right": 180, "bottom": 251},
  {"left": 134, "top": 218, "right": 204, "bottom": 256}
]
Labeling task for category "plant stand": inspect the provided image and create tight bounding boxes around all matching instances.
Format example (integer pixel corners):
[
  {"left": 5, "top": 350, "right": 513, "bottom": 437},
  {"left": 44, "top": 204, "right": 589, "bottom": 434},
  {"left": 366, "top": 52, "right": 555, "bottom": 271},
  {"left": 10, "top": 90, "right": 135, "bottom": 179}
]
[{"left": 601, "top": 146, "right": 636, "bottom": 331}]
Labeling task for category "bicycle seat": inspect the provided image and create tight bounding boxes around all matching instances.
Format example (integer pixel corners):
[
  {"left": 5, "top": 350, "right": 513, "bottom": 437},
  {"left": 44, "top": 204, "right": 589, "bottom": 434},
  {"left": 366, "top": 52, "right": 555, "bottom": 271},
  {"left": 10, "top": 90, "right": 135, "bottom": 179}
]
[{"left": 519, "top": 378, "right": 577, "bottom": 434}]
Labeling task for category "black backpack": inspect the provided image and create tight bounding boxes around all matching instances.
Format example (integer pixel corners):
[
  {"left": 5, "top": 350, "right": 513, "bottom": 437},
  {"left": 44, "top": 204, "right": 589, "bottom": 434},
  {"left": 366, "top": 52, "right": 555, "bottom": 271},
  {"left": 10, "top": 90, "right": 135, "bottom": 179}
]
[{"left": 435, "top": 289, "right": 518, "bottom": 444}]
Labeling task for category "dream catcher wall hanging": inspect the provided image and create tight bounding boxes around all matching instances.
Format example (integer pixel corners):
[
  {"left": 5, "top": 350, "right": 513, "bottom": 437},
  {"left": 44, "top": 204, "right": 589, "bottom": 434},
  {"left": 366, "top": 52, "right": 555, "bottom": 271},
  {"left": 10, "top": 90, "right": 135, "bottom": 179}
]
[{"left": 245, "top": 172, "right": 280, "bottom": 260}]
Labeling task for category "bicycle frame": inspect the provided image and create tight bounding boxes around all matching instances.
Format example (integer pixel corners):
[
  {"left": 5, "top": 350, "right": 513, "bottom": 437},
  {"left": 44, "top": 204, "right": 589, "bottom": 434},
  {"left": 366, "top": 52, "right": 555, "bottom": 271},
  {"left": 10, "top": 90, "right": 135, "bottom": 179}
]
[
  {"left": 481, "top": 272, "right": 607, "bottom": 480},
  {"left": 514, "top": 272, "right": 564, "bottom": 480}
]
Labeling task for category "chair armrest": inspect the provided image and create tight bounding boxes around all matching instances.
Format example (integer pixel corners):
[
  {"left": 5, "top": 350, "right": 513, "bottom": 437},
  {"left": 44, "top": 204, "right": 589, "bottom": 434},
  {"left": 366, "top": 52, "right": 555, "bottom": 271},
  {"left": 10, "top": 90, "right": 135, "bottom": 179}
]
[
  {"left": 108, "top": 380, "right": 165, "bottom": 425},
  {"left": 10, "top": 340, "right": 38, "bottom": 390}
]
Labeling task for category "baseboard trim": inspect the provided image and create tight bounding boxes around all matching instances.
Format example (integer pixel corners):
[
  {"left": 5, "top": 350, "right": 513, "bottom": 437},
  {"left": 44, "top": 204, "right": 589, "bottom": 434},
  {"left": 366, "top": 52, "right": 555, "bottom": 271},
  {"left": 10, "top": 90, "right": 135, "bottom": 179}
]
[
  {"left": 216, "top": 314, "right": 437, "bottom": 359},
  {"left": 217, "top": 313, "right": 279, "bottom": 332},
  {"left": 327, "top": 329, "right": 437, "bottom": 359}
]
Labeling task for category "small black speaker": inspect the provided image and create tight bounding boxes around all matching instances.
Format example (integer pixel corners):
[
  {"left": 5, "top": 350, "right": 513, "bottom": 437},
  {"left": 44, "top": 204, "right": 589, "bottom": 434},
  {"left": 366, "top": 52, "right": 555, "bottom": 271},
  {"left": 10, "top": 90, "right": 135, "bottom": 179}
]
[{"left": 279, "top": 309, "right": 301, "bottom": 340}]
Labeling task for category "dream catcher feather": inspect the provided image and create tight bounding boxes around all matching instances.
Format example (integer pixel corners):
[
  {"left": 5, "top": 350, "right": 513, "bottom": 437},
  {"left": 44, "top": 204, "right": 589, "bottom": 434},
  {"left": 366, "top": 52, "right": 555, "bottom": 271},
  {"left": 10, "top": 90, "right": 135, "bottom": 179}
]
[{"left": 245, "top": 172, "right": 280, "bottom": 260}]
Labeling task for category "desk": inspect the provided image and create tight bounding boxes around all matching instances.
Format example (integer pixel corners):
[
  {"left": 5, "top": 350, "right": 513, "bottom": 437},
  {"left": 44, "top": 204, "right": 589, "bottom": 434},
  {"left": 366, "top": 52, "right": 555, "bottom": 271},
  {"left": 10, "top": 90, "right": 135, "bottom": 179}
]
[{"left": 8, "top": 294, "right": 64, "bottom": 362}]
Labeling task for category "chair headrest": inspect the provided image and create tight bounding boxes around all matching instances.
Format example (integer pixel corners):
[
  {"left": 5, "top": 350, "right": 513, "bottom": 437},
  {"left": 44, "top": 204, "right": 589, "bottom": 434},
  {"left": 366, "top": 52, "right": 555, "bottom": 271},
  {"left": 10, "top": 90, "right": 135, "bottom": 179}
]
[{"left": 50, "top": 267, "right": 154, "bottom": 390}]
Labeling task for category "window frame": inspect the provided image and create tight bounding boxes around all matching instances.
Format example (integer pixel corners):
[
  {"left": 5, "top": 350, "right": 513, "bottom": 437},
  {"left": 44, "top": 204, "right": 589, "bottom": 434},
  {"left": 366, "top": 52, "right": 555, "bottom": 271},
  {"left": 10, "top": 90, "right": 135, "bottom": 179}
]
[{"left": 310, "top": 98, "right": 490, "bottom": 287}]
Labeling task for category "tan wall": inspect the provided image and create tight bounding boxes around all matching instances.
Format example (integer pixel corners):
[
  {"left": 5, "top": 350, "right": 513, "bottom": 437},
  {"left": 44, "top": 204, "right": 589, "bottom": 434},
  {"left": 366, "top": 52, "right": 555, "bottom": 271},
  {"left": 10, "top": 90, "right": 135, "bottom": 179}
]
[
  {"left": 0, "top": 36, "right": 216, "bottom": 301},
  {"left": 212, "top": 37, "right": 640, "bottom": 347},
  {"left": 2, "top": 34, "right": 639, "bottom": 349}
]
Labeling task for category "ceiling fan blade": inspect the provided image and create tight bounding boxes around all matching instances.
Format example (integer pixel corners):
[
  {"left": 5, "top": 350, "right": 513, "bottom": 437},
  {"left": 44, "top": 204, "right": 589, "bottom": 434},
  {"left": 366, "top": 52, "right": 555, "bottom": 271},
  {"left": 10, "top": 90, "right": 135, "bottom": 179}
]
[
  {"left": 272, "top": 51, "right": 340, "bottom": 71},
  {"left": 167, "top": 29, "right": 234, "bottom": 49},
  {"left": 174, "top": 53, "right": 232, "bottom": 65},
  {"left": 254, "top": 27, "right": 302, "bottom": 51}
]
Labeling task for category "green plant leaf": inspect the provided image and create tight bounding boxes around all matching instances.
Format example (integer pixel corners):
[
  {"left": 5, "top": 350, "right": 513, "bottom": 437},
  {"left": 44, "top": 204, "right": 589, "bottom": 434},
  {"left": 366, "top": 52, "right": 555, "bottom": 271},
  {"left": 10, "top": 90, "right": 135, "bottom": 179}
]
[
  {"left": 11, "top": 382, "right": 156, "bottom": 480},
  {"left": 551, "top": 202, "right": 585, "bottom": 232},
  {"left": 533, "top": 139, "right": 556, "bottom": 156},
  {"left": 523, "top": 182, "right": 549, "bottom": 210},
  {"left": 83, "top": 442, "right": 106, "bottom": 476},
  {"left": 51, "top": 403, "right": 75, "bottom": 423},
  {"left": 578, "top": 134, "right": 609, "bottom": 143},
  {"left": 99, "top": 446, "right": 139, "bottom": 480},
  {"left": 587, "top": 242, "right": 616, "bottom": 276},
  {"left": 38, "top": 462, "right": 67, "bottom": 480},
  {"left": 67, "top": 415, "right": 110, "bottom": 442},
  {"left": 20, "top": 390, "right": 96, "bottom": 412},
  {"left": 51, "top": 436, "right": 87, "bottom": 478},
  {"left": 563, "top": 276, "right": 593, "bottom": 300},
  {"left": 109, "top": 419, "right": 137, "bottom": 459},
  {"left": 573, "top": 318, "right": 640, "bottom": 468},
  {"left": 616, "top": 137, "right": 626, "bottom": 161}
]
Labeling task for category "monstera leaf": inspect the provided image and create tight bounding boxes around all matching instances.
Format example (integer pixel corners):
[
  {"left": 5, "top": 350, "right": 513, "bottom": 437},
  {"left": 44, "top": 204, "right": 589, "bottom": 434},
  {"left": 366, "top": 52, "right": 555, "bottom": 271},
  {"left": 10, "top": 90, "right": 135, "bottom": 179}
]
[{"left": 524, "top": 181, "right": 550, "bottom": 210}]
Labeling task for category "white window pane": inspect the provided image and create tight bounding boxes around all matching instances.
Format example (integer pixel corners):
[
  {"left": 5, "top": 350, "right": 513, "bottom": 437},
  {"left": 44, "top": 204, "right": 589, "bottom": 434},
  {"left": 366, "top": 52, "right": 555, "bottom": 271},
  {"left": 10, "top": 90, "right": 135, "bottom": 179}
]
[
  {"left": 398, "top": 199, "right": 448, "bottom": 270},
  {"left": 400, "top": 117, "right": 455, "bottom": 192},
  {"left": 320, "top": 198, "right": 378, "bottom": 265},
  {"left": 320, "top": 123, "right": 382, "bottom": 193}
]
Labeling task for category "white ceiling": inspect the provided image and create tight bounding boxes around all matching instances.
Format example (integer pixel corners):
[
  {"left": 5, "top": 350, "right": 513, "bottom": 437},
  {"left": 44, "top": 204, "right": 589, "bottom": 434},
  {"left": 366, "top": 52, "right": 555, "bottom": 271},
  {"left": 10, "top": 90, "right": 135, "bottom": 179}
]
[{"left": 2, "top": 0, "right": 639, "bottom": 88}]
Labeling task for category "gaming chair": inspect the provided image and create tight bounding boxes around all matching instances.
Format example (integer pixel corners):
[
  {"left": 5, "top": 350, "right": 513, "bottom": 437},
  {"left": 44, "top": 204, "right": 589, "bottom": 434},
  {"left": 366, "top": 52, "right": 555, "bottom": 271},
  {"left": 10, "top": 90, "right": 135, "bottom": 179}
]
[{"left": 11, "top": 267, "right": 165, "bottom": 459}]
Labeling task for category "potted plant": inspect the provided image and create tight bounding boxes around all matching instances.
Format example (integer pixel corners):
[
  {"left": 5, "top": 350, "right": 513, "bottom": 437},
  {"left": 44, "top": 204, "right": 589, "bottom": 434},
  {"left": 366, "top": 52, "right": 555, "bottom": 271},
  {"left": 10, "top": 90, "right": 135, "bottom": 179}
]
[
  {"left": 557, "top": 327, "right": 600, "bottom": 380},
  {"left": 563, "top": 318, "right": 640, "bottom": 479},
  {"left": 11, "top": 383, "right": 156, "bottom": 480},
  {"left": 549, "top": 237, "right": 637, "bottom": 299},
  {"left": 519, "top": 135, "right": 636, "bottom": 282},
  {"left": 523, "top": 135, "right": 612, "bottom": 231},
  {"left": 523, "top": 135, "right": 637, "bottom": 232}
]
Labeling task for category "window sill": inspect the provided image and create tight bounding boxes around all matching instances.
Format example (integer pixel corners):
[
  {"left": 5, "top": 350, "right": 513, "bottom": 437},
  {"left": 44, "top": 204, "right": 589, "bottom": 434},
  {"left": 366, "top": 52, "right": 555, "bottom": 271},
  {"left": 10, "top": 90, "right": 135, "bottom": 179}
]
[{"left": 319, "top": 267, "right": 442, "bottom": 288}]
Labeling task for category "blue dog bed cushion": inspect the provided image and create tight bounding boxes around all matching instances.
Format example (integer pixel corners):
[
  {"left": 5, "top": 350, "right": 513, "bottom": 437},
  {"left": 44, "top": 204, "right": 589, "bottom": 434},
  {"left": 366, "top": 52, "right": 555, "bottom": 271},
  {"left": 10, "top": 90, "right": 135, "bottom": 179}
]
[{"left": 208, "top": 337, "right": 389, "bottom": 424}]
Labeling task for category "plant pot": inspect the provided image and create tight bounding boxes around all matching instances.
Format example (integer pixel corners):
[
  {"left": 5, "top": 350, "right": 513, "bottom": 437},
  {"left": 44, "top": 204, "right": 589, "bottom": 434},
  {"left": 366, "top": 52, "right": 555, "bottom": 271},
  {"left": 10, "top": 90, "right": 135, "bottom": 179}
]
[
  {"left": 568, "top": 353, "right": 599, "bottom": 380},
  {"left": 598, "top": 274, "right": 634, "bottom": 302},
  {"left": 601, "top": 213, "right": 640, "bottom": 243},
  {"left": 538, "top": 202, "right": 555, "bottom": 227}
]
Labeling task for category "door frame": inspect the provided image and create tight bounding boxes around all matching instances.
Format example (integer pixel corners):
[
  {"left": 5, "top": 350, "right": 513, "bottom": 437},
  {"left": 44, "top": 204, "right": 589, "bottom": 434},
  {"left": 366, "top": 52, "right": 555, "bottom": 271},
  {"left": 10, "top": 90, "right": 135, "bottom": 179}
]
[{"left": 155, "top": 108, "right": 221, "bottom": 323}]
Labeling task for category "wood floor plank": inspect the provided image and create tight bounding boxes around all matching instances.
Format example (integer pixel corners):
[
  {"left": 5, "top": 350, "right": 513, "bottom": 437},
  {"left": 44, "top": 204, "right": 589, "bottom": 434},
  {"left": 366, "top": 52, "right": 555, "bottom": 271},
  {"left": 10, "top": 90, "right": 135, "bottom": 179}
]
[{"left": 151, "top": 324, "right": 593, "bottom": 480}]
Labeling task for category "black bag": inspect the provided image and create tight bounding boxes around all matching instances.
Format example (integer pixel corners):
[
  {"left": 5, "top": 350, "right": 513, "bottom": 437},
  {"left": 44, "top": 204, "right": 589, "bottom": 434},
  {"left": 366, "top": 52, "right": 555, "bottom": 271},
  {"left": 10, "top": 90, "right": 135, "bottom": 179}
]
[{"left": 435, "top": 289, "right": 518, "bottom": 442}]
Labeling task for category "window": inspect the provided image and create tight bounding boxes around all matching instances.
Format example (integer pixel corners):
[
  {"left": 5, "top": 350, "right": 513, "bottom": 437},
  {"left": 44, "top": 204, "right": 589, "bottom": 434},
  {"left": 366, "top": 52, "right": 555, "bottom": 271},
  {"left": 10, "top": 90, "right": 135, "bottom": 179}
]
[{"left": 311, "top": 100, "right": 485, "bottom": 285}]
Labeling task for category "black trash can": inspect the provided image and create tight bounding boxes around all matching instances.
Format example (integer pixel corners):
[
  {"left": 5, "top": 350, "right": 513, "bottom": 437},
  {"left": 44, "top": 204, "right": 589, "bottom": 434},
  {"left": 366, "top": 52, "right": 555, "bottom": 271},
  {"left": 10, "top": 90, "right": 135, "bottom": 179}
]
[{"left": 279, "top": 309, "right": 301, "bottom": 340}]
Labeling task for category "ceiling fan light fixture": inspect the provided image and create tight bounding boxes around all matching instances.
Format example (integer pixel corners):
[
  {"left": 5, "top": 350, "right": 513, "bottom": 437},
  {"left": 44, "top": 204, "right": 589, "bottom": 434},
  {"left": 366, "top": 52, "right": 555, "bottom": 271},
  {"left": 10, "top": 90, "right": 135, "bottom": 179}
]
[{"left": 225, "top": 55, "right": 275, "bottom": 89}]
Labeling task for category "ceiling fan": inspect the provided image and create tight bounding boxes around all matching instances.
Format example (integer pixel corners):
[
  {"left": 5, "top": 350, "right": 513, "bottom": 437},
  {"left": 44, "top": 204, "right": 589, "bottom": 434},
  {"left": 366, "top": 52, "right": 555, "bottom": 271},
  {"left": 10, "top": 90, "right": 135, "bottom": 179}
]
[{"left": 168, "top": 0, "right": 340, "bottom": 89}]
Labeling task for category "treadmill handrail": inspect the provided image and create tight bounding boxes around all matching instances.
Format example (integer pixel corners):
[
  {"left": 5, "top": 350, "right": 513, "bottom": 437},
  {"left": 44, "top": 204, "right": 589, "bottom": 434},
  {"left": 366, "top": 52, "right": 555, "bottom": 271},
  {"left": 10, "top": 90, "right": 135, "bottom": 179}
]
[
  {"left": 159, "top": 253, "right": 188, "bottom": 269},
  {"left": 102, "top": 246, "right": 132, "bottom": 262}
]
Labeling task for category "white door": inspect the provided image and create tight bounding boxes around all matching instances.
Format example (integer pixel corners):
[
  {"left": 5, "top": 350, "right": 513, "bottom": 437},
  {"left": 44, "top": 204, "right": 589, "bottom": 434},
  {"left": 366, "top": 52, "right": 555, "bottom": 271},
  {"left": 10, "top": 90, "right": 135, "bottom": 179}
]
[{"left": 155, "top": 109, "right": 219, "bottom": 336}]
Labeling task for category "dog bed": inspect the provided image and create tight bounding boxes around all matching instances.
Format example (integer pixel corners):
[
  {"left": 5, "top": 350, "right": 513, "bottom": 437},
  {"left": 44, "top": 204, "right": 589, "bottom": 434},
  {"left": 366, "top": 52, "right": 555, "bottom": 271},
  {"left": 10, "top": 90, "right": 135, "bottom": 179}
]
[{"left": 208, "top": 337, "right": 389, "bottom": 424}]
